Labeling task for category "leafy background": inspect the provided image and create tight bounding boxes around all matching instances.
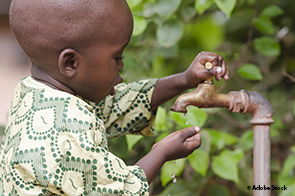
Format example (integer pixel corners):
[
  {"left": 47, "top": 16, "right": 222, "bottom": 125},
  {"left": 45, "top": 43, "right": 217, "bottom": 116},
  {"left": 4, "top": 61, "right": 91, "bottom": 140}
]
[
  {"left": 0, "top": 0, "right": 295, "bottom": 195},
  {"left": 110, "top": 0, "right": 295, "bottom": 195}
]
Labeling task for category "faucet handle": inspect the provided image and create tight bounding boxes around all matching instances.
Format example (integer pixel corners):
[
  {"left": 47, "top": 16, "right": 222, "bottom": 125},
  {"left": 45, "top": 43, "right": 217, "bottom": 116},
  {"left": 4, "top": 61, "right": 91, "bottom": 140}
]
[
  {"left": 203, "top": 62, "right": 213, "bottom": 85},
  {"left": 205, "top": 62, "right": 213, "bottom": 69}
]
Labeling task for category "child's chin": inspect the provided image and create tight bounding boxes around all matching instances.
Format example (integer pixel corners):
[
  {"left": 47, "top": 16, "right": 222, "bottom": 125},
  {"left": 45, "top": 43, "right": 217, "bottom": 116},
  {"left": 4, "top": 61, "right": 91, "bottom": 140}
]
[{"left": 109, "top": 87, "right": 116, "bottom": 96}]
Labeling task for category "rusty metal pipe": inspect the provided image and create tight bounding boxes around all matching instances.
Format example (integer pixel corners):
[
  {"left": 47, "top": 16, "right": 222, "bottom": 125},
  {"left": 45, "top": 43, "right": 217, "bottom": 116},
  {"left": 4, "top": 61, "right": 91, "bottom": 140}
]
[
  {"left": 171, "top": 81, "right": 274, "bottom": 196},
  {"left": 253, "top": 125, "right": 271, "bottom": 196}
]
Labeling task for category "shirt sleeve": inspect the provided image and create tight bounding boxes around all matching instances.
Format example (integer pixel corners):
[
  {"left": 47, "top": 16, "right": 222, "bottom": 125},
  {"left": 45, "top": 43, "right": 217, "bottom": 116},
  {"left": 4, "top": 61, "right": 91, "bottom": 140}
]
[{"left": 90, "top": 78, "right": 158, "bottom": 139}]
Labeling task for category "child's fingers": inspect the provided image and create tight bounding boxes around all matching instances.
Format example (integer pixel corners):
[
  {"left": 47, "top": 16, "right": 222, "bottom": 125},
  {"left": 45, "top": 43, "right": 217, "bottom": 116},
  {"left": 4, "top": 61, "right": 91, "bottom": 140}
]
[
  {"left": 215, "top": 59, "right": 228, "bottom": 81},
  {"left": 178, "top": 126, "right": 200, "bottom": 142},
  {"left": 185, "top": 132, "right": 202, "bottom": 150},
  {"left": 185, "top": 132, "right": 201, "bottom": 142},
  {"left": 219, "top": 59, "right": 229, "bottom": 80}
]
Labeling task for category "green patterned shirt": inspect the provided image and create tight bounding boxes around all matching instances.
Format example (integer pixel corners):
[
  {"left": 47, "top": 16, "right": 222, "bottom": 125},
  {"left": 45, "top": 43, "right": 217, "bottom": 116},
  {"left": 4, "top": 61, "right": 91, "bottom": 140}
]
[{"left": 0, "top": 76, "right": 157, "bottom": 196}]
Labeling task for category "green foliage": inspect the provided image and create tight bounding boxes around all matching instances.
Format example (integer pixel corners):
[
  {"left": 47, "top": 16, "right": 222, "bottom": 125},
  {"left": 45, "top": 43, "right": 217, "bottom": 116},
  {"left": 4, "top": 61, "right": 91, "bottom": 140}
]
[
  {"left": 205, "top": 128, "right": 238, "bottom": 150},
  {"left": 214, "top": 0, "right": 236, "bottom": 18},
  {"left": 194, "top": 0, "right": 213, "bottom": 15},
  {"left": 125, "top": 134, "right": 143, "bottom": 151},
  {"left": 161, "top": 158, "right": 186, "bottom": 186},
  {"left": 155, "top": 0, "right": 182, "bottom": 20},
  {"left": 188, "top": 149, "right": 209, "bottom": 177},
  {"left": 133, "top": 16, "right": 148, "bottom": 36},
  {"left": 169, "top": 106, "right": 207, "bottom": 128},
  {"left": 238, "top": 129, "right": 254, "bottom": 151},
  {"left": 253, "top": 36, "right": 281, "bottom": 56},
  {"left": 260, "top": 5, "right": 283, "bottom": 18},
  {"left": 237, "top": 63, "right": 263, "bottom": 81},
  {"left": 157, "top": 18, "right": 184, "bottom": 47},
  {"left": 116, "top": 0, "right": 295, "bottom": 195},
  {"left": 277, "top": 151, "right": 295, "bottom": 196},
  {"left": 212, "top": 149, "right": 244, "bottom": 184}
]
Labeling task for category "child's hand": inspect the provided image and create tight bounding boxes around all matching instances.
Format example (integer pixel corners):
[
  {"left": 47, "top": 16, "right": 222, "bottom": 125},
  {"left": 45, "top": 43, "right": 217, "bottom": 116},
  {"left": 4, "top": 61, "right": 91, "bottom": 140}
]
[
  {"left": 152, "top": 126, "right": 201, "bottom": 161},
  {"left": 184, "top": 51, "right": 229, "bottom": 88}
]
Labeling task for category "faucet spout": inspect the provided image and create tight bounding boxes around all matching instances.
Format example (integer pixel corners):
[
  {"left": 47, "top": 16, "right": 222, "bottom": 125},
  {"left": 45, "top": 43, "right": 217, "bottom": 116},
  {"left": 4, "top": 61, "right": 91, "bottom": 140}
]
[{"left": 170, "top": 83, "right": 230, "bottom": 113}]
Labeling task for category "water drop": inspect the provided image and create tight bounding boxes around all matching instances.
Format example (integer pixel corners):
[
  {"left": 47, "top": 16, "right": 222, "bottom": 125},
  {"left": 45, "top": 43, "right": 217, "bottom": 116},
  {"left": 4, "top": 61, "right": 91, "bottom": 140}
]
[
  {"left": 171, "top": 173, "right": 175, "bottom": 178},
  {"left": 173, "top": 177, "right": 177, "bottom": 183},
  {"left": 184, "top": 113, "right": 187, "bottom": 117},
  {"left": 185, "top": 121, "right": 188, "bottom": 125}
]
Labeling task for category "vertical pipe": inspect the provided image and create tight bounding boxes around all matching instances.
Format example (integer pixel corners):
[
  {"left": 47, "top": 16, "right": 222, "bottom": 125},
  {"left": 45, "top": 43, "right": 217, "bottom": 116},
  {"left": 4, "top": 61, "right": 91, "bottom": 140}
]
[{"left": 253, "top": 125, "right": 271, "bottom": 196}]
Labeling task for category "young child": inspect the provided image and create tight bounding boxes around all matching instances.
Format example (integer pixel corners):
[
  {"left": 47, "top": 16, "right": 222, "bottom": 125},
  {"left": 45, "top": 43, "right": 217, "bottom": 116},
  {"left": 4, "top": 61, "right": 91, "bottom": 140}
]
[{"left": 0, "top": 0, "right": 229, "bottom": 195}]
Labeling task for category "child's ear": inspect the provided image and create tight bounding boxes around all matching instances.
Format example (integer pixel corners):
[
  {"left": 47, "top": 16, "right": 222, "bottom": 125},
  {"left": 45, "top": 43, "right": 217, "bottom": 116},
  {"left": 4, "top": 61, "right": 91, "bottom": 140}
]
[{"left": 58, "top": 49, "right": 79, "bottom": 78}]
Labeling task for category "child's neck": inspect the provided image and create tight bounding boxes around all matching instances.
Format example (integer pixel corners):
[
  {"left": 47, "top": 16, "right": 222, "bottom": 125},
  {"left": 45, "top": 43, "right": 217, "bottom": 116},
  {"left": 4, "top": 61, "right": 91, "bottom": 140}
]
[{"left": 31, "top": 63, "right": 76, "bottom": 95}]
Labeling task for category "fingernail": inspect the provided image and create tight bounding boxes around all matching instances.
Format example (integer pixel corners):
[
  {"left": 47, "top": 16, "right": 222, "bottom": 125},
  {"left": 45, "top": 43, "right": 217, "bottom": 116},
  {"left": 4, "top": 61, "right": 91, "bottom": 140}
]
[
  {"left": 216, "top": 67, "right": 222, "bottom": 74},
  {"left": 194, "top": 126, "right": 200, "bottom": 133}
]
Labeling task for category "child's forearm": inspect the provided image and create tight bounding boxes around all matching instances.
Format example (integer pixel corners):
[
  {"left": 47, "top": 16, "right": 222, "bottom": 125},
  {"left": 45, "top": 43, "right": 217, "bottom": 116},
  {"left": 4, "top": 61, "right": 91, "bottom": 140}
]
[
  {"left": 135, "top": 147, "right": 166, "bottom": 184},
  {"left": 150, "top": 72, "right": 193, "bottom": 111}
]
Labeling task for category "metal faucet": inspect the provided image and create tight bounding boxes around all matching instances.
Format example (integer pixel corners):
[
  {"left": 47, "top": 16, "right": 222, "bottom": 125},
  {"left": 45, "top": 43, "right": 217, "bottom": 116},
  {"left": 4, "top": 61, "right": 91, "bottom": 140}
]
[{"left": 170, "top": 63, "right": 274, "bottom": 196}]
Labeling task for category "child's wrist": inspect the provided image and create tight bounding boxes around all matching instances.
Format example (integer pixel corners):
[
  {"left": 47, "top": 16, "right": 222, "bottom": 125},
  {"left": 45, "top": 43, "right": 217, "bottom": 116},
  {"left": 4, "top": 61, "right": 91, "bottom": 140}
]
[{"left": 182, "top": 71, "right": 200, "bottom": 89}]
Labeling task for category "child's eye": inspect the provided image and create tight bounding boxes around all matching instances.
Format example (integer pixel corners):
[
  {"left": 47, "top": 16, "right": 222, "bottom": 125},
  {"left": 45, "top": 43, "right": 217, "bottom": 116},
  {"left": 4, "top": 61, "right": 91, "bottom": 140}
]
[{"left": 116, "top": 56, "right": 125, "bottom": 61}]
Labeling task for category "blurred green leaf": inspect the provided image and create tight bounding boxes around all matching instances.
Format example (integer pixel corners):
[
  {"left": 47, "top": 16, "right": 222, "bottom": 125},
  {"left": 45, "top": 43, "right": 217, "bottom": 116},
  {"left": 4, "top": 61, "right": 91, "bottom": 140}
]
[
  {"left": 290, "top": 146, "right": 295, "bottom": 154},
  {"left": 154, "top": 45, "right": 179, "bottom": 58},
  {"left": 270, "top": 127, "right": 280, "bottom": 138},
  {"left": 239, "top": 130, "right": 253, "bottom": 151},
  {"left": 143, "top": 1, "right": 157, "bottom": 17},
  {"left": 186, "top": 106, "right": 207, "bottom": 128},
  {"left": 194, "top": 0, "right": 213, "bottom": 15},
  {"left": 156, "top": 0, "right": 182, "bottom": 20},
  {"left": 161, "top": 158, "right": 186, "bottom": 186},
  {"left": 133, "top": 16, "right": 148, "bottom": 36},
  {"left": 278, "top": 154, "right": 295, "bottom": 196},
  {"left": 157, "top": 18, "right": 184, "bottom": 47},
  {"left": 253, "top": 36, "right": 281, "bottom": 56},
  {"left": 155, "top": 106, "right": 167, "bottom": 131},
  {"left": 188, "top": 149, "right": 209, "bottom": 176},
  {"left": 208, "top": 185, "right": 230, "bottom": 196},
  {"left": 278, "top": 183, "right": 295, "bottom": 196},
  {"left": 280, "top": 154, "right": 295, "bottom": 177},
  {"left": 270, "top": 116, "right": 284, "bottom": 138},
  {"left": 237, "top": 63, "right": 263, "bottom": 81},
  {"left": 157, "top": 180, "right": 191, "bottom": 196},
  {"left": 214, "top": 0, "right": 236, "bottom": 18},
  {"left": 260, "top": 5, "right": 284, "bottom": 18},
  {"left": 293, "top": 100, "right": 295, "bottom": 115},
  {"left": 190, "top": 16, "right": 224, "bottom": 50},
  {"left": 253, "top": 17, "right": 275, "bottom": 35},
  {"left": 212, "top": 149, "right": 244, "bottom": 183},
  {"left": 198, "top": 129, "right": 212, "bottom": 154},
  {"left": 180, "top": 6, "right": 197, "bottom": 21},
  {"left": 126, "top": 0, "right": 143, "bottom": 9},
  {"left": 169, "top": 111, "right": 188, "bottom": 128},
  {"left": 205, "top": 129, "right": 238, "bottom": 150},
  {"left": 125, "top": 134, "right": 143, "bottom": 151}
]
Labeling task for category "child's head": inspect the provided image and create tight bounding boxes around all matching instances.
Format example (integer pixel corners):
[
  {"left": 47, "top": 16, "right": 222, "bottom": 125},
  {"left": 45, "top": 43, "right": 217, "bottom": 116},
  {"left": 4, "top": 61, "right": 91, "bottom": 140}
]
[{"left": 10, "top": 0, "right": 133, "bottom": 103}]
